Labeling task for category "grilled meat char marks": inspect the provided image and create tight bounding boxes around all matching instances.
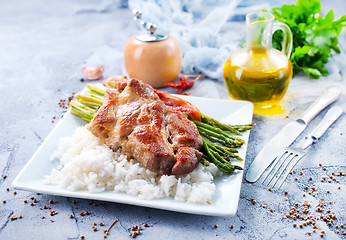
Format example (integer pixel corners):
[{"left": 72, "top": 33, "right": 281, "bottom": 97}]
[{"left": 87, "top": 79, "right": 203, "bottom": 175}]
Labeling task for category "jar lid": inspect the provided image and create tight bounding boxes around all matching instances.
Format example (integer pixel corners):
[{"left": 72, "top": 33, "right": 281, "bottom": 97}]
[{"left": 133, "top": 9, "right": 168, "bottom": 42}]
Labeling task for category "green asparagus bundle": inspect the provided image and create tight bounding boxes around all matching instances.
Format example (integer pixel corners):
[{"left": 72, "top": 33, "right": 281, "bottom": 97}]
[{"left": 69, "top": 84, "right": 254, "bottom": 174}]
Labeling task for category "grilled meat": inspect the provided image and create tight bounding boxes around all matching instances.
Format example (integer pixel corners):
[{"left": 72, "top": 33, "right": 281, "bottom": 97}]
[{"left": 87, "top": 79, "right": 203, "bottom": 175}]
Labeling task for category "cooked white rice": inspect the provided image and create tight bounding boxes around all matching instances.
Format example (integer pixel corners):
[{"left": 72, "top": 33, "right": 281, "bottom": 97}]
[{"left": 44, "top": 126, "right": 219, "bottom": 203}]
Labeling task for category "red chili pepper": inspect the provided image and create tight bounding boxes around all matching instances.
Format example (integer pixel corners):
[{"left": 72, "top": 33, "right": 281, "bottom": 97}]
[
  {"left": 176, "top": 80, "right": 194, "bottom": 94},
  {"left": 164, "top": 76, "right": 195, "bottom": 94},
  {"left": 164, "top": 76, "right": 185, "bottom": 88}
]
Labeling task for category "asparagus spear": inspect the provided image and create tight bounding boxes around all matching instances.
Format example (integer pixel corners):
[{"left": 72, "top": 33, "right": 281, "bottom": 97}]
[
  {"left": 201, "top": 114, "right": 254, "bottom": 135},
  {"left": 201, "top": 139, "right": 243, "bottom": 174}
]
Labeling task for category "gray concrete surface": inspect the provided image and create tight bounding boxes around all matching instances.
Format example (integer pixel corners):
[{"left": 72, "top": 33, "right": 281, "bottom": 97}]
[{"left": 0, "top": 0, "right": 345, "bottom": 239}]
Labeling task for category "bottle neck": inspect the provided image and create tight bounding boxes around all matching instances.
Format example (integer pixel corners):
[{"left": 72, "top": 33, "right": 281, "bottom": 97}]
[{"left": 246, "top": 20, "right": 273, "bottom": 50}]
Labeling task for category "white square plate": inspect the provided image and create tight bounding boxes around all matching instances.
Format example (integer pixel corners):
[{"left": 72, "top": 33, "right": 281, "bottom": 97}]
[{"left": 12, "top": 95, "right": 253, "bottom": 216}]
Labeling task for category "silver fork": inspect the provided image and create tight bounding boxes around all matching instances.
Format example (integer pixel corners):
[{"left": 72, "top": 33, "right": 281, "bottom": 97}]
[{"left": 262, "top": 106, "right": 343, "bottom": 189}]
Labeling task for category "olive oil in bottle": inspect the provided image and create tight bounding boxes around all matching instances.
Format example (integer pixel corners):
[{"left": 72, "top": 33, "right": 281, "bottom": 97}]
[
  {"left": 223, "top": 46, "right": 292, "bottom": 112},
  {"left": 223, "top": 12, "right": 293, "bottom": 114}
]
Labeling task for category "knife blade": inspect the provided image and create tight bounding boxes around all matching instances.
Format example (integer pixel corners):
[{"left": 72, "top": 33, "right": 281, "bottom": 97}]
[{"left": 246, "top": 86, "right": 342, "bottom": 183}]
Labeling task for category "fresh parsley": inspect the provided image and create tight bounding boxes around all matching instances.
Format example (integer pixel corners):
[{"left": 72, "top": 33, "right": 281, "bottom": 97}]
[{"left": 266, "top": 0, "right": 346, "bottom": 78}]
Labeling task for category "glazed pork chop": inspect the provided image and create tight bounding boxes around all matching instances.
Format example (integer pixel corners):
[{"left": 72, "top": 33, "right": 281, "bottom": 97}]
[{"left": 87, "top": 79, "right": 203, "bottom": 175}]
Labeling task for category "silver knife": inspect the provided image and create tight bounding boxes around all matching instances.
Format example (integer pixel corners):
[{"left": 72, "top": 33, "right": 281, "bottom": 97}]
[{"left": 246, "top": 86, "right": 342, "bottom": 183}]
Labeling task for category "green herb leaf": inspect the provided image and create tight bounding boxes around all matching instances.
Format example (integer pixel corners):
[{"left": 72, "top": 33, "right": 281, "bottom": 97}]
[{"left": 266, "top": 0, "right": 346, "bottom": 78}]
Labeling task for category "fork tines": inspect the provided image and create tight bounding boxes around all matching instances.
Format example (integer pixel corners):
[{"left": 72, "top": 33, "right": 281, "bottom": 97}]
[{"left": 261, "top": 148, "right": 305, "bottom": 190}]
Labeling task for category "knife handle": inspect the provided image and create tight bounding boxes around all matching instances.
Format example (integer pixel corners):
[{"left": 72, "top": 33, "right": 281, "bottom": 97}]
[
  {"left": 310, "top": 106, "right": 343, "bottom": 140},
  {"left": 299, "top": 86, "right": 341, "bottom": 124},
  {"left": 300, "top": 106, "right": 343, "bottom": 150}
]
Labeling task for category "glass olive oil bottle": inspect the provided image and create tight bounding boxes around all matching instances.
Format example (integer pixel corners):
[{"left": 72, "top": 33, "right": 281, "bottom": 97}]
[{"left": 223, "top": 12, "right": 293, "bottom": 114}]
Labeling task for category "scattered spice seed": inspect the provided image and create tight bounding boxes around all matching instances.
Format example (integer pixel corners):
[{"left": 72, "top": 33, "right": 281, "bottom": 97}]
[
  {"left": 131, "top": 232, "right": 138, "bottom": 238},
  {"left": 300, "top": 172, "right": 303, "bottom": 175},
  {"left": 80, "top": 236, "right": 85, "bottom": 239},
  {"left": 323, "top": 167, "right": 326, "bottom": 171},
  {"left": 69, "top": 214, "right": 74, "bottom": 218},
  {"left": 3, "top": 175, "right": 7, "bottom": 179},
  {"left": 6, "top": 187, "right": 9, "bottom": 191},
  {"left": 252, "top": 199, "right": 256, "bottom": 204},
  {"left": 72, "top": 200, "right": 76, "bottom": 204},
  {"left": 13, "top": 191, "right": 17, "bottom": 195},
  {"left": 10, "top": 216, "right": 17, "bottom": 221},
  {"left": 230, "top": 224, "right": 234, "bottom": 229},
  {"left": 2, "top": 200, "right": 6, "bottom": 204},
  {"left": 143, "top": 223, "right": 148, "bottom": 227},
  {"left": 48, "top": 200, "right": 54, "bottom": 204},
  {"left": 41, "top": 216, "right": 45, "bottom": 219},
  {"left": 214, "top": 224, "right": 218, "bottom": 228},
  {"left": 131, "top": 226, "right": 138, "bottom": 231},
  {"left": 268, "top": 187, "right": 272, "bottom": 191},
  {"left": 50, "top": 210, "right": 58, "bottom": 216},
  {"left": 99, "top": 222, "right": 104, "bottom": 226}
]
